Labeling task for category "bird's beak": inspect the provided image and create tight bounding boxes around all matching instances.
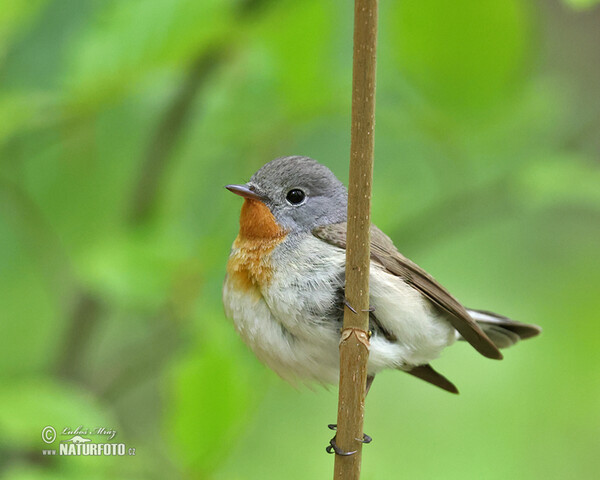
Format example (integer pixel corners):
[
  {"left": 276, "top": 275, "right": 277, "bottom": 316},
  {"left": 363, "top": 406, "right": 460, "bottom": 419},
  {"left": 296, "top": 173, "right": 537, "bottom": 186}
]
[{"left": 225, "top": 184, "right": 265, "bottom": 201}]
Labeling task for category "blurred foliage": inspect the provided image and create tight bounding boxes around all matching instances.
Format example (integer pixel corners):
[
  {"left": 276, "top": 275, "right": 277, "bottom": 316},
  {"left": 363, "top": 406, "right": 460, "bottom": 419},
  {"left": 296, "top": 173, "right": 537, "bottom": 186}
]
[
  {"left": 1, "top": 0, "right": 599, "bottom": 479},
  {"left": 564, "top": 0, "right": 600, "bottom": 9}
]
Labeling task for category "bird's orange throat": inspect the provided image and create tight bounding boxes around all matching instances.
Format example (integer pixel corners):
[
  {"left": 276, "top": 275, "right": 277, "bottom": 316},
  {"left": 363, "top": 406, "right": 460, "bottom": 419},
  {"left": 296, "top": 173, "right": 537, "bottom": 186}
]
[
  {"left": 226, "top": 199, "right": 287, "bottom": 293},
  {"left": 237, "top": 198, "right": 285, "bottom": 240}
]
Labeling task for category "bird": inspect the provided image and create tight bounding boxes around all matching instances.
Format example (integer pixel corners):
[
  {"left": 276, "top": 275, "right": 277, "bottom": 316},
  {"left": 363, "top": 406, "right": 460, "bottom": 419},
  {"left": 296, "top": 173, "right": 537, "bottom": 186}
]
[{"left": 223, "top": 155, "right": 541, "bottom": 395}]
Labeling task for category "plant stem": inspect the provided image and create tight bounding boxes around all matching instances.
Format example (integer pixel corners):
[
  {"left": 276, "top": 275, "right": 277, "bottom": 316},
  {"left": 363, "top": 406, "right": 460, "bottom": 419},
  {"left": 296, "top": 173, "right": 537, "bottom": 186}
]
[{"left": 333, "top": 0, "right": 378, "bottom": 479}]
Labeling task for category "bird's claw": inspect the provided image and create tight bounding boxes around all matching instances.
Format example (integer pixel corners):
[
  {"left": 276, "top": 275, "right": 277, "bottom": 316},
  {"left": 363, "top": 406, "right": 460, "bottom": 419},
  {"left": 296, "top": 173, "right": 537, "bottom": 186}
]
[
  {"left": 344, "top": 299, "right": 375, "bottom": 314},
  {"left": 326, "top": 435, "right": 357, "bottom": 456},
  {"left": 326, "top": 424, "right": 371, "bottom": 455},
  {"left": 343, "top": 298, "right": 357, "bottom": 314}
]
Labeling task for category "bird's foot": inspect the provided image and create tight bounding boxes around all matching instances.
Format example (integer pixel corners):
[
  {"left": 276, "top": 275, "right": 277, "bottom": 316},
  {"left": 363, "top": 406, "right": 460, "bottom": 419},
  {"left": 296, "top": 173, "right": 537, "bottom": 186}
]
[
  {"left": 344, "top": 299, "right": 376, "bottom": 315},
  {"left": 326, "top": 424, "right": 372, "bottom": 455}
]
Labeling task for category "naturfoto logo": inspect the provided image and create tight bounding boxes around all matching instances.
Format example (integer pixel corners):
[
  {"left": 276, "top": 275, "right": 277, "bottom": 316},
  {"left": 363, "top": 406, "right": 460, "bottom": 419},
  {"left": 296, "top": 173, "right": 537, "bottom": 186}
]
[{"left": 41, "top": 425, "right": 136, "bottom": 457}]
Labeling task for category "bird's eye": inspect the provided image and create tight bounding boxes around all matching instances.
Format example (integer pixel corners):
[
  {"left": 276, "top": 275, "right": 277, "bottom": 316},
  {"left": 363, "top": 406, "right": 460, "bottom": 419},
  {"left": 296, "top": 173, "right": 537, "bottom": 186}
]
[{"left": 286, "top": 188, "right": 306, "bottom": 205}]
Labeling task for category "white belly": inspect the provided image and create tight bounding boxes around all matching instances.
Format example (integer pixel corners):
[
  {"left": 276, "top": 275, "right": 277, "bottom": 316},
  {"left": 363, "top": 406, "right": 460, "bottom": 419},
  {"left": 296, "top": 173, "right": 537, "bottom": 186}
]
[
  {"left": 223, "top": 236, "right": 344, "bottom": 385},
  {"left": 223, "top": 236, "right": 456, "bottom": 385}
]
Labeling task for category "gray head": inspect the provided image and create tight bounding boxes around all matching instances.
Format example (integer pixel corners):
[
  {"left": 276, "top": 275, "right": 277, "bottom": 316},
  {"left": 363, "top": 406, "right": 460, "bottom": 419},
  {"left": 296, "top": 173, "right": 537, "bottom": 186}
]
[{"left": 226, "top": 156, "right": 348, "bottom": 232}]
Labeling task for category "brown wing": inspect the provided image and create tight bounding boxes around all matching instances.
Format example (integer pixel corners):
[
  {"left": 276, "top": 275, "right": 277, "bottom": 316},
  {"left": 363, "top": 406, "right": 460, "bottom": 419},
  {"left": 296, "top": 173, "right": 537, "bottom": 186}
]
[{"left": 313, "top": 222, "right": 503, "bottom": 360}]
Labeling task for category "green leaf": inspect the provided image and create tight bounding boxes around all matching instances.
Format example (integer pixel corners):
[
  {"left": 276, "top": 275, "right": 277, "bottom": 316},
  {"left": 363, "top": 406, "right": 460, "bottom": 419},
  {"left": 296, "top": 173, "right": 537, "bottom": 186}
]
[
  {"left": 0, "top": 0, "right": 48, "bottom": 64},
  {"left": 65, "top": 0, "right": 237, "bottom": 110},
  {"left": 0, "top": 212, "right": 63, "bottom": 377},
  {"left": 0, "top": 378, "right": 113, "bottom": 450},
  {"left": 77, "top": 229, "right": 190, "bottom": 311},
  {"left": 164, "top": 319, "right": 265, "bottom": 476},
  {"left": 256, "top": 0, "right": 346, "bottom": 118},
  {"left": 0, "top": 92, "right": 58, "bottom": 146},
  {"left": 516, "top": 154, "right": 600, "bottom": 210},
  {"left": 389, "top": 0, "right": 531, "bottom": 112}
]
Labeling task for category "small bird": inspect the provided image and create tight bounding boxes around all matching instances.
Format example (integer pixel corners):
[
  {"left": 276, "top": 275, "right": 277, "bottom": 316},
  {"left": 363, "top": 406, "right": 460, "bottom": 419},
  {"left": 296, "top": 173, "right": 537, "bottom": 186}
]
[{"left": 223, "top": 156, "right": 540, "bottom": 394}]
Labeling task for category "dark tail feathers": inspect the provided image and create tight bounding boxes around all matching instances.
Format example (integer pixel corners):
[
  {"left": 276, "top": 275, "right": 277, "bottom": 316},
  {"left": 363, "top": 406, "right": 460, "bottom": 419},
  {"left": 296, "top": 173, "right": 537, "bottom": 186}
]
[
  {"left": 463, "top": 309, "right": 541, "bottom": 349},
  {"left": 403, "top": 309, "right": 540, "bottom": 394}
]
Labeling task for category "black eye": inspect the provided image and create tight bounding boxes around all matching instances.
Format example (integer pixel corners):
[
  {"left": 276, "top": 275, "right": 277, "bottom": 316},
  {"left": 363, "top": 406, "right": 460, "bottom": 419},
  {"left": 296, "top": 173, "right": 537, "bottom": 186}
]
[{"left": 286, "top": 188, "right": 306, "bottom": 205}]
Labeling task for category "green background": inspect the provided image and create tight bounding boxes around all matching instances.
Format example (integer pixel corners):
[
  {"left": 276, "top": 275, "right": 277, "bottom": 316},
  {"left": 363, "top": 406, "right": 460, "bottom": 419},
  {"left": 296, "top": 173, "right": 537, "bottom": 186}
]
[{"left": 1, "top": 0, "right": 599, "bottom": 478}]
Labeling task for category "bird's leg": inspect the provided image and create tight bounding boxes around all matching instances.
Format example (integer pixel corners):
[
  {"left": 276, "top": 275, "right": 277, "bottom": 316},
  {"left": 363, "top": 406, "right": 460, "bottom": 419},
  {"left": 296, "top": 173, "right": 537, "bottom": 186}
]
[
  {"left": 360, "top": 375, "right": 374, "bottom": 444},
  {"left": 365, "top": 374, "right": 375, "bottom": 397},
  {"left": 326, "top": 375, "right": 375, "bottom": 454},
  {"left": 328, "top": 300, "right": 374, "bottom": 455}
]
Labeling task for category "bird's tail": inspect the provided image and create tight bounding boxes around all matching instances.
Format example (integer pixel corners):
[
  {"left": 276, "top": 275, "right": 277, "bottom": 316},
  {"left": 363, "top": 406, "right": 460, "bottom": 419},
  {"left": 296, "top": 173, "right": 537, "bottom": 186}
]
[
  {"left": 460, "top": 309, "right": 541, "bottom": 349},
  {"left": 407, "top": 309, "right": 541, "bottom": 394}
]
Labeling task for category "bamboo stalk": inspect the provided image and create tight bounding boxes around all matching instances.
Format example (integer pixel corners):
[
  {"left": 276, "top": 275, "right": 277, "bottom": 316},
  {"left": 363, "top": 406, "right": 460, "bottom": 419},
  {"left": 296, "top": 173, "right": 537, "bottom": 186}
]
[{"left": 333, "top": 0, "right": 378, "bottom": 479}]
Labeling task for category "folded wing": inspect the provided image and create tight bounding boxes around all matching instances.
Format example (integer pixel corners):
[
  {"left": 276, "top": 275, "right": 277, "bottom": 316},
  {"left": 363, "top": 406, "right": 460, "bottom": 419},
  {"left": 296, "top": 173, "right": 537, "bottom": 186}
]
[{"left": 313, "top": 222, "right": 503, "bottom": 360}]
